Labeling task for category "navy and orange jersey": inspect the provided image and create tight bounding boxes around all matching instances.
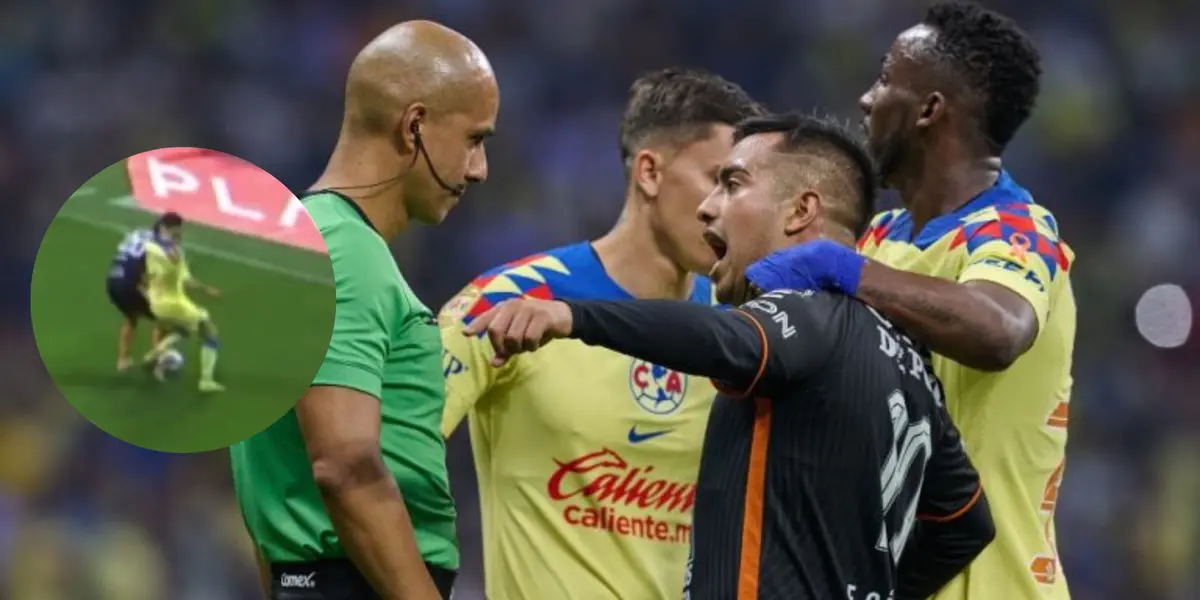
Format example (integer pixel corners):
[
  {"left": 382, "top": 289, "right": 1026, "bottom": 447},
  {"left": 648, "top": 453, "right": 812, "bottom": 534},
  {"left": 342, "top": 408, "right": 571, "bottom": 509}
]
[
  {"left": 438, "top": 241, "right": 719, "bottom": 600},
  {"left": 564, "top": 290, "right": 989, "bottom": 600},
  {"left": 858, "top": 170, "right": 1075, "bottom": 600}
]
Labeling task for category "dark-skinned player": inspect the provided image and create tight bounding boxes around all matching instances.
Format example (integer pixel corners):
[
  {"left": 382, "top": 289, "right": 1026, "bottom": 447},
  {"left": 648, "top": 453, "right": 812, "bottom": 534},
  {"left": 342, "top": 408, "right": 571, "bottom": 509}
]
[{"left": 748, "top": 4, "right": 1074, "bottom": 600}]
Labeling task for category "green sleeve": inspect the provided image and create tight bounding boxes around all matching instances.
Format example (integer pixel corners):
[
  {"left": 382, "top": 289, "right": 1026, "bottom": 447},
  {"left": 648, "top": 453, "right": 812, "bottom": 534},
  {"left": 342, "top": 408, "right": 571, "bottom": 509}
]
[{"left": 310, "top": 222, "right": 397, "bottom": 400}]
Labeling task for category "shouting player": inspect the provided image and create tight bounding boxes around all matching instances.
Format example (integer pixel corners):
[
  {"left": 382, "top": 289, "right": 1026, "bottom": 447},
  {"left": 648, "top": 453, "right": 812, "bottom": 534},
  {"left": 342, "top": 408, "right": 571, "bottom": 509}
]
[
  {"left": 747, "top": 3, "right": 1074, "bottom": 599},
  {"left": 231, "top": 21, "right": 498, "bottom": 600},
  {"left": 106, "top": 226, "right": 166, "bottom": 371},
  {"left": 466, "top": 113, "right": 995, "bottom": 600},
  {"left": 137, "top": 212, "right": 224, "bottom": 390},
  {"left": 438, "top": 68, "right": 764, "bottom": 599}
]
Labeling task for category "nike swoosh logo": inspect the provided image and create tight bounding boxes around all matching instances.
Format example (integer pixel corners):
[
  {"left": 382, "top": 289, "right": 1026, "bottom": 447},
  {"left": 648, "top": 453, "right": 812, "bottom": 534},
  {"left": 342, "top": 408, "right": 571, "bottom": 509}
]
[{"left": 628, "top": 426, "right": 672, "bottom": 444}]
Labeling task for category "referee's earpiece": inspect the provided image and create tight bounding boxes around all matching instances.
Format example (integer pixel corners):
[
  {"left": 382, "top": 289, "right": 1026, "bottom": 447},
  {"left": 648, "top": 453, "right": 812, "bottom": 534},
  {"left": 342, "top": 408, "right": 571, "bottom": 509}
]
[
  {"left": 406, "top": 114, "right": 460, "bottom": 195},
  {"left": 405, "top": 119, "right": 424, "bottom": 154}
]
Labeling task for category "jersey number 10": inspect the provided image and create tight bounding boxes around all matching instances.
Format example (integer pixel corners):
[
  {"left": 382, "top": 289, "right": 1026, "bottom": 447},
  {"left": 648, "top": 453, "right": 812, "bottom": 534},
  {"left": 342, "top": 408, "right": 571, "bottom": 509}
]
[{"left": 876, "top": 389, "right": 933, "bottom": 565}]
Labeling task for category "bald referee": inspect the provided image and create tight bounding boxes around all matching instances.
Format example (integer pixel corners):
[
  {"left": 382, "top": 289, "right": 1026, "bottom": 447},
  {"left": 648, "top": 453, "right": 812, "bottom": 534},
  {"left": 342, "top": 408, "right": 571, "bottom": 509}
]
[{"left": 230, "top": 21, "right": 498, "bottom": 600}]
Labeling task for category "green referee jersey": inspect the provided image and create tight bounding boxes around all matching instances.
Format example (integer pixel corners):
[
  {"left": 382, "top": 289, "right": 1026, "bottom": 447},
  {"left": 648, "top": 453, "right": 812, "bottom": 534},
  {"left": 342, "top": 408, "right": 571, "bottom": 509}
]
[{"left": 230, "top": 190, "right": 458, "bottom": 570}]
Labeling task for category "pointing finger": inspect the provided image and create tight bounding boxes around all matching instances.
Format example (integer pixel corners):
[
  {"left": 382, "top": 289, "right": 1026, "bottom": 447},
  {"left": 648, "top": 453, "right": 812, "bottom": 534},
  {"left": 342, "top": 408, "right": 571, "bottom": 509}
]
[{"left": 463, "top": 307, "right": 495, "bottom": 336}]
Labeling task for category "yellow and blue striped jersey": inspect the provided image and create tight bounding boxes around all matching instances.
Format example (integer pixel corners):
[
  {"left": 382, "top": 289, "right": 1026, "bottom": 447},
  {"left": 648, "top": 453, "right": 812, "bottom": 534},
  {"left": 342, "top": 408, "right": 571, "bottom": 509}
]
[
  {"left": 857, "top": 171, "right": 1076, "bottom": 600},
  {"left": 440, "top": 242, "right": 718, "bottom": 600}
]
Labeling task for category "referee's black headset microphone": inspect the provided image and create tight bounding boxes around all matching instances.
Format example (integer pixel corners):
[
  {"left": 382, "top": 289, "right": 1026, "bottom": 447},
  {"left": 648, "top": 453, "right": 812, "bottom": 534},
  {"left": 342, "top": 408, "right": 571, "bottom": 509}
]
[{"left": 329, "top": 119, "right": 466, "bottom": 196}]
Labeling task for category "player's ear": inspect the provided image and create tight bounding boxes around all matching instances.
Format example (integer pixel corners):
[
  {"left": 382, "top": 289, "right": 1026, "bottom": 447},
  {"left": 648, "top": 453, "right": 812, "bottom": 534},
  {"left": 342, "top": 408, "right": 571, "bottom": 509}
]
[
  {"left": 397, "top": 104, "right": 427, "bottom": 153},
  {"left": 631, "top": 149, "right": 665, "bottom": 199},
  {"left": 915, "top": 92, "right": 944, "bottom": 129},
  {"left": 782, "top": 190, "right": 820, "bottom": 237}
]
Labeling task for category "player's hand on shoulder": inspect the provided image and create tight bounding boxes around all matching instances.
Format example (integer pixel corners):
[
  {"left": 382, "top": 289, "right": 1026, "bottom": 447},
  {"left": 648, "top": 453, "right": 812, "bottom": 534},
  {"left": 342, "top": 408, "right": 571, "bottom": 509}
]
[
  {"left": 462, "top": 298, "right": 572, "bottom": 367},
  {"left": 745, "top": 240, "right": 866, "bottom": 296}
]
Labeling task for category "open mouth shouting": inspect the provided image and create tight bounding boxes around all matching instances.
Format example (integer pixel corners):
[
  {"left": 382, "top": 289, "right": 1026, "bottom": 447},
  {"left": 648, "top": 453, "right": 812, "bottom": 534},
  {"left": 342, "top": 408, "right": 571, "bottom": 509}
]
[{"left": 703, "top": 229, "right": 729, "bottom": 278}]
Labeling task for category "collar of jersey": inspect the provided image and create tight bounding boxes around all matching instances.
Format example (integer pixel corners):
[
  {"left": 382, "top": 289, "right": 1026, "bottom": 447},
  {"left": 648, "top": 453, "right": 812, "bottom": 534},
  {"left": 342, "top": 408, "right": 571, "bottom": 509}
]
[
  {"left": 300, "top": 189, "right": 380, "bottom": 236},
  {"left": 580, "top": 242, "right": 714, "bottom": 305},
  {"left": 887, "top": 170, "right": 1033, "bottom": 250}
]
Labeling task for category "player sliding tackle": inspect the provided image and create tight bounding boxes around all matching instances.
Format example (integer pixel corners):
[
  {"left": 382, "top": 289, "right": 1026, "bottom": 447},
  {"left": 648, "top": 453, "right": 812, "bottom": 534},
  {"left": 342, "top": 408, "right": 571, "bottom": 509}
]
[
  {"left": 466, "top": 114, "right": 995, "bottom": 600},
  {"left": 137, "top": 212, "right": 224, "bottom": 392}
]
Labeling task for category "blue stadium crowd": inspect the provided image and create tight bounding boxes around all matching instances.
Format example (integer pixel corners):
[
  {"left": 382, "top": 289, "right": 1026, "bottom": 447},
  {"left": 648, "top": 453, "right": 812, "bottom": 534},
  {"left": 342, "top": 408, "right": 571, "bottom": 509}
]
[{"left": 0, "top": 0, "right": 1196, "bottom": 598}]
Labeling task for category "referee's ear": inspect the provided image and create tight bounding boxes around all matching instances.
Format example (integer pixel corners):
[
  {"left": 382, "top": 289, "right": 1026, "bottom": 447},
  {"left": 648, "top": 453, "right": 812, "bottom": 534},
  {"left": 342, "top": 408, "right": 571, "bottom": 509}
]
[{"left": 396, "top": 103, "right": 427, "bottom": 153}]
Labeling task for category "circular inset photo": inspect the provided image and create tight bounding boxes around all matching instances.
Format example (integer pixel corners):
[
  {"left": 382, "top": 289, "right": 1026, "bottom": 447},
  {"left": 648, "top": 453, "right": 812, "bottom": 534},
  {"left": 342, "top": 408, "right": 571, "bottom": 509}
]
[{"left": 31, "top": 148, "right": 335, "bottom": 453}]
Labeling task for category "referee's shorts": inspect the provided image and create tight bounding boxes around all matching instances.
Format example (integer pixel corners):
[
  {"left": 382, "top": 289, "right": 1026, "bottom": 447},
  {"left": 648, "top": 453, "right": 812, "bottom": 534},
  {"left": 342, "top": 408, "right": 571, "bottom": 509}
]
[{"left": 271, "top": 559, "right": 455, "bottom": 600}]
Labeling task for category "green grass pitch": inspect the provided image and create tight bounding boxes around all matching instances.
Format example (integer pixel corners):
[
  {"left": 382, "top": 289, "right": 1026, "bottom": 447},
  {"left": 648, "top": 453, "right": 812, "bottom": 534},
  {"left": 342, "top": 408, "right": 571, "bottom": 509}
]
[{"left": 30, "top": 161, "right": 335, "bottom": 453}]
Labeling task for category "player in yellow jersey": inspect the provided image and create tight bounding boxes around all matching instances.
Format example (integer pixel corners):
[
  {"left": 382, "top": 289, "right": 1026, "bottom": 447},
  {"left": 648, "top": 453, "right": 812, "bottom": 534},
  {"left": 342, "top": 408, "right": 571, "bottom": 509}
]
[
  {"left": 137, "top": 212, "right": 225, "bottom": 393},
  {"left": 439, "top": 69, "right": 764, "bottom": 600},
  {"left": 746, "top": 3, "right": 1072, "bottom": 600}
]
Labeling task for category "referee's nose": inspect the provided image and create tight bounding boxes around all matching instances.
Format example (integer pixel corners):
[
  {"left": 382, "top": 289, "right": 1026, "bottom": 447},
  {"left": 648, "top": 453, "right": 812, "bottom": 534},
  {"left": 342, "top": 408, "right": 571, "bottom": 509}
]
[{"left": 466, "top": 145, "right": 489, "bottom": 184}]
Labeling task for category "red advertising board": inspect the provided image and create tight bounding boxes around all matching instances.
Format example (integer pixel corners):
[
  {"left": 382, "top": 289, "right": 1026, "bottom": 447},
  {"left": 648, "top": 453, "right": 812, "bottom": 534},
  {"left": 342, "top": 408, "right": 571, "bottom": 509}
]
[{"left": 126, "top": 148, "right": 326, "bottom": 254}]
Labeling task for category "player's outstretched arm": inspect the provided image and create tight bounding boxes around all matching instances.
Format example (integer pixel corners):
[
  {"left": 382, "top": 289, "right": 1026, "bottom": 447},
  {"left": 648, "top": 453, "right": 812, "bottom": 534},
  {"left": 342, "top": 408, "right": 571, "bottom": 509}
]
[
  {"left": 567, "top": 300, "right": 771, "bottom": 390},
  {"left": 855, "top": 260, "right": 1037, "bottom": 371},
  {"left": 296, "top": 385, "right": 443, "bottom": 600},
  {"left": 464, "top": 297, "right": 765, "bottom": 386},
  {"left": 465, "top": 293, "right": 831, "bottom": 397},
  {"left": 184, "top": 277, "right": 220, "bottom": 297}
]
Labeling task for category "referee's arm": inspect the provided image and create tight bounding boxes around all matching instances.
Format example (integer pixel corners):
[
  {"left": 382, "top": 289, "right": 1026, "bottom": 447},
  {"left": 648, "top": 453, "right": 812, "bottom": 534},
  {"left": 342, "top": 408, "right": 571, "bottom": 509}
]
[
  {"left": 295, "top": 236, "right": 442, "bottom": 600},
  {"left": 297, "top": 387, "right": 440, "bottom": 600},
  {"left": 255, "top": 549, "right": 271, "bottom": 598}
]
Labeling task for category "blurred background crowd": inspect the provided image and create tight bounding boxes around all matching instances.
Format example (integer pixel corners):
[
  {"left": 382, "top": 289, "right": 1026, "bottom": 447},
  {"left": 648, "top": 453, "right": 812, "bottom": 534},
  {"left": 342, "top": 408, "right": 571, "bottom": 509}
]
[{"left": 1, "top": 0, "right": 1197, "bottom": 598}]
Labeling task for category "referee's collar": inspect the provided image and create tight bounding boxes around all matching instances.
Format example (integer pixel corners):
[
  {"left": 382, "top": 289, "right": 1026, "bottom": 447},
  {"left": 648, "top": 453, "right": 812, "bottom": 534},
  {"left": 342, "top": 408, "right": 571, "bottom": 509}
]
[{"left": 300, "top": 189, "right": 380, "bottom": 235}]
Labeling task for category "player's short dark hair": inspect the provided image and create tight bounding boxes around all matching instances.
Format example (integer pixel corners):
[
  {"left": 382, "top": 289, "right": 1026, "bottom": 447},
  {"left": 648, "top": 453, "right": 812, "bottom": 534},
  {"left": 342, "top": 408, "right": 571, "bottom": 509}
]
[
  {"left": 157, "top": 212, "right": 183, "bottom": 228},
  {"left": 923, "top": 1, "right": 1042, "bottom": 153},
  {"left": 734, "top": 112, "right": 877, "bottom": 238},
  {"left": 619, "top": 68, "right": 766, "bottom": 165}
]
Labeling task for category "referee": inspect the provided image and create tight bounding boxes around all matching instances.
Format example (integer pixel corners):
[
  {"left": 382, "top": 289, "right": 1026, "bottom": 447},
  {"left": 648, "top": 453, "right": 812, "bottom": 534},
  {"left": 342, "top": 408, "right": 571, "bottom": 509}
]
[
  {"left": 229, "top": 21, "right": 498, "bottom": 600},
  {"left": 466, "top": 114, "right": 995, "bottom": 599}
]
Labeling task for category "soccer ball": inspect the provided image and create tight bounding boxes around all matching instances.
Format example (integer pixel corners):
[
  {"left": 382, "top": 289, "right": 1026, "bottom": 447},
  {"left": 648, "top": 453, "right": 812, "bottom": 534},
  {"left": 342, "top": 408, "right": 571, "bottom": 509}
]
[{"left": 157, "top": 349, "right": 184, "bottom": 375}]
